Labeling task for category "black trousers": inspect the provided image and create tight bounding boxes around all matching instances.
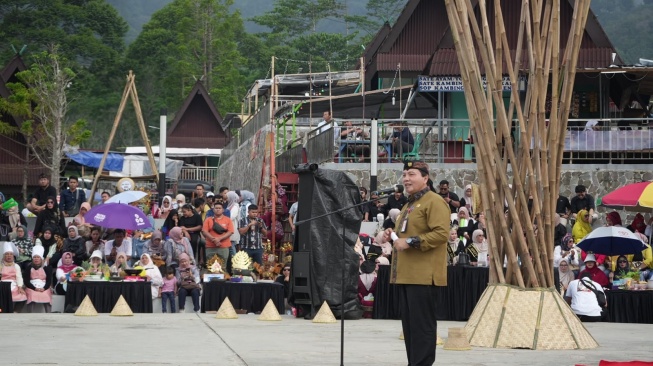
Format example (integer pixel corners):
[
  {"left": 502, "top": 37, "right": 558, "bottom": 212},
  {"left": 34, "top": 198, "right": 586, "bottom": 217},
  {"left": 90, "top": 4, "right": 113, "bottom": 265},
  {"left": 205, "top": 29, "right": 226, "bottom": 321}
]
[{"left": 398, "top": 284, "right": 438, "bottom": 366}]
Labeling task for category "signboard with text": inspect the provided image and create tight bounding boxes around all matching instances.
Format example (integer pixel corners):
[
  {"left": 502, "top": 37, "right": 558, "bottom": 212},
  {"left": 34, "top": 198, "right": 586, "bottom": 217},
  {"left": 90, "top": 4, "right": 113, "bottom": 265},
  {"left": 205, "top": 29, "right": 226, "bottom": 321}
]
[{"left": 418, "top": 75, "right": 525, "bottom": 92}]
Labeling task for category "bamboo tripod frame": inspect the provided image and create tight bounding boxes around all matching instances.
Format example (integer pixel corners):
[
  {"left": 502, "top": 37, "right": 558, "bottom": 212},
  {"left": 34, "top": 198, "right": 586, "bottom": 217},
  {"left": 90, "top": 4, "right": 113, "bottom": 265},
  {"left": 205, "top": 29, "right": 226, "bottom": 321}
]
[
  {"left": 87, "top": 71, "right": 159, "bottom": 203},
  {"left": 443, "top": 0, "right": 591, "bottom": 288}
]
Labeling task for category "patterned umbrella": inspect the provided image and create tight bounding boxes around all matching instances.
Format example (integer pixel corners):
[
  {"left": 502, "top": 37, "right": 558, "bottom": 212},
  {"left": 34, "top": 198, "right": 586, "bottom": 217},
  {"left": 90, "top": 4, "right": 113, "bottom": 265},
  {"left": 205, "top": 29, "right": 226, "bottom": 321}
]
[
  {"left": 599, "top": 181, "right": 653, "bottom": 211},
  {"left": 85, "top": 203, "right": 152, "bottom": 230},
  {"left": 577, "top": 226, "right": 649, "bottom": 256}
]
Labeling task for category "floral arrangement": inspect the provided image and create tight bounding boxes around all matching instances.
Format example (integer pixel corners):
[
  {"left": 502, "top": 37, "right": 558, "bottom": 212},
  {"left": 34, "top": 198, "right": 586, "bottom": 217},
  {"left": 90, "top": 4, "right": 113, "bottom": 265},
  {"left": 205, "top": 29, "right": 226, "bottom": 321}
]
[
  {"left": 207, "top": 254, "right": 224, "bottom": 274},
  {"left": 280, "top": 241, "right": 293, "bottom": 254},
  {"left": 70, "top": 267, "right": 86, "bottom": 281}
]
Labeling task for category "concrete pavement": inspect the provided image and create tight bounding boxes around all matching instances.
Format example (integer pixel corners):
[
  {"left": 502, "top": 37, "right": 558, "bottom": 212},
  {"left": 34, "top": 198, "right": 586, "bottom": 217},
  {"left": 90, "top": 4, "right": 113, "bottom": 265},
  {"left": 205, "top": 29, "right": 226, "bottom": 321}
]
[{"left": 2, "top": 314, "right": 651, "bottom": 365}]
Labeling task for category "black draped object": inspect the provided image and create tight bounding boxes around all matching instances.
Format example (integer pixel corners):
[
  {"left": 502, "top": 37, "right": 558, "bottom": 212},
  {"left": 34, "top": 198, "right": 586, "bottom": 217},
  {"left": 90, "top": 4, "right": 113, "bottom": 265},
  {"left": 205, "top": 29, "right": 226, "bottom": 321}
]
[
  {"left": 290, "top": 167, "right": 363, "bottom": 319},
  {"left": 201, "top": 281, "right": 284, "bottom": 313},
  {"left": 65, "top": 281, "right": 153, "bottom": 313},
  {"left": 373, "top": 265, "right": 489, "bottom": 321},
  {"left": 0, "top": 282, "right": 14, "bottom": 313},
  {"left": 606, "top": 290, "right": 653, "bottom": 324}
]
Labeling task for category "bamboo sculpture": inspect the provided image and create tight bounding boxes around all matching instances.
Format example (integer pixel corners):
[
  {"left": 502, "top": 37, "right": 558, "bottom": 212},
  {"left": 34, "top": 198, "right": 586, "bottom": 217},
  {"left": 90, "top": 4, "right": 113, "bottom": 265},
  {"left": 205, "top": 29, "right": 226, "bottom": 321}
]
[{"left": 443, "top": 0, "right": 590, "bottom": 288}]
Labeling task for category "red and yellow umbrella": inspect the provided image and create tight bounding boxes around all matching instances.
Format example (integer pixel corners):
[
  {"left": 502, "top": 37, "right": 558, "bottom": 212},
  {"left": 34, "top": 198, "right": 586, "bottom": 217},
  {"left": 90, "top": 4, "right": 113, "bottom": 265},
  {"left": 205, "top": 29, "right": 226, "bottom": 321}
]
[{"left": 600, "top": 181, "right": 653, "bottom": 211}]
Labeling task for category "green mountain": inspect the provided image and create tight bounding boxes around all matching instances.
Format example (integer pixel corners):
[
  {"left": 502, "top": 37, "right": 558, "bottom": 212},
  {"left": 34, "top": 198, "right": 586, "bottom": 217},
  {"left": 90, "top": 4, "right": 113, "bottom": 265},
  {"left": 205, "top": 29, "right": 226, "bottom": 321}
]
[{"left": 107, "top": 0, "right": 653, "bottom": 63}]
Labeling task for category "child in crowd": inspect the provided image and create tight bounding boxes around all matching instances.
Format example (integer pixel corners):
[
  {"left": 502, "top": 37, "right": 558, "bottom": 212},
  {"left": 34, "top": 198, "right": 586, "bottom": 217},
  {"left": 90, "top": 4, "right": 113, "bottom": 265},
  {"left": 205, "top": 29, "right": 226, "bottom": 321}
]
[{"left": 161, "top": 266, "right": 178, "bottom": 313}]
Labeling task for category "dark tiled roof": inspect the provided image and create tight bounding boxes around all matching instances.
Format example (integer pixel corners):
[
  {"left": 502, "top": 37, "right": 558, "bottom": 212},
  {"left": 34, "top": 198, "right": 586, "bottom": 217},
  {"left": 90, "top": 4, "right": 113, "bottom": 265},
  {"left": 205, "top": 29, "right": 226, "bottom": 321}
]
[{"left": 369, "top": 0, "right": 621, "bottom": 76}]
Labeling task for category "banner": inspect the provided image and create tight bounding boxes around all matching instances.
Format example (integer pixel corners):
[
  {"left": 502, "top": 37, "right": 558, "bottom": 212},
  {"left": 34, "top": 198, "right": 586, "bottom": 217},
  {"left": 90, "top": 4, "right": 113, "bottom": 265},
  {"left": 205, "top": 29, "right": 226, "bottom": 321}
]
[{"left": 418, "top": 75, "right": 526, "bottom": 92}]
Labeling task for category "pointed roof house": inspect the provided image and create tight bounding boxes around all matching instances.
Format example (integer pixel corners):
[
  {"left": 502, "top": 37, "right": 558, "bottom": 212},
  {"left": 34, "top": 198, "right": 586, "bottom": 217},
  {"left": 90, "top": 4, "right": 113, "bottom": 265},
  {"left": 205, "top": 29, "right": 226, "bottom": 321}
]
[
  {"left": 363, "top": 0, "right": 622, "bottom": 89},
  {"left": 168, "top": 80, "right": 231, "bottom": 149}
]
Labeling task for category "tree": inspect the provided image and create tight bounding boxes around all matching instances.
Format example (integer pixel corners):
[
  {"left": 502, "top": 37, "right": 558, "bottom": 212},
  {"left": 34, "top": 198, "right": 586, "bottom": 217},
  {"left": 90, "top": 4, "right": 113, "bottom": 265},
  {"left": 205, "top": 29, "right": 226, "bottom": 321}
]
[
  {"left": 0, "top": 47, "right": 91, "bottom": 192},
  {"left": 345, "top": 0, "right": 407, "bottom": 35},
  {"left": 251, "top": 0, "right": 364, "bottom": 72},
  {"left": 125, "top": 0, "right": 247, "bottom": 119},
  {"left": 0, "top": 0, "right": 128, "bottom": 151}
]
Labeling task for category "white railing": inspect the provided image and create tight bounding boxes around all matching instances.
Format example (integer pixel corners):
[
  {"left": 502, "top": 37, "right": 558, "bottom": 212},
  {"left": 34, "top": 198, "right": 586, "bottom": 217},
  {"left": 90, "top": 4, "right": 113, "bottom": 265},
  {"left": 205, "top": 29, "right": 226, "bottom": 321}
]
[{"left": 178, "top": 166, "right": 218, "bottom": 182}]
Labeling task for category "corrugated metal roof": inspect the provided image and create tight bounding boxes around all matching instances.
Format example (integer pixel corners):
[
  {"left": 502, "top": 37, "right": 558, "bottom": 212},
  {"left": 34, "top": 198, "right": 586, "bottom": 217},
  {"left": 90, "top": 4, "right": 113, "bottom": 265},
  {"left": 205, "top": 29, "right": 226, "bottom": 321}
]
[{"left": 372, "top": 0, "right": 619, "bottom": 75}]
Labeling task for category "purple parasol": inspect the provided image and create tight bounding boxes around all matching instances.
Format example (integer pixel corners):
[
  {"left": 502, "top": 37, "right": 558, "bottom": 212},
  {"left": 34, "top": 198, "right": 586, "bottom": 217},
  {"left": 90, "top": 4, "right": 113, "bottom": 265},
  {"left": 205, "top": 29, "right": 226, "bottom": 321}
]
[{"left": 85, "top": 203, "right": 152, "bottom": 230}]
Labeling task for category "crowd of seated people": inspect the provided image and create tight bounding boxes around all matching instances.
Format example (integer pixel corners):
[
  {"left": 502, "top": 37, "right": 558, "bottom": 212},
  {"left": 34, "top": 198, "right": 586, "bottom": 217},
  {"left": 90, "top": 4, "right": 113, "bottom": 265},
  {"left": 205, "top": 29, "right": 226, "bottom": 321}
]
[{"left": 0, "top": 180, "right": 292, "bottom": 314}]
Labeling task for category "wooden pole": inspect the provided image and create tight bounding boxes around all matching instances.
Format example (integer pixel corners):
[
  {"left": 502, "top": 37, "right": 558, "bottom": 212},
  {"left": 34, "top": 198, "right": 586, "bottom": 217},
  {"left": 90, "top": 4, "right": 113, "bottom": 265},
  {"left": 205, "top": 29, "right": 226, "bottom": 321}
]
[
  {"left": 87, "top": 73, "right": 132, "bottom": 203},
  {"left": 128, "top": 72, "right": 159, "bottom": 181}
]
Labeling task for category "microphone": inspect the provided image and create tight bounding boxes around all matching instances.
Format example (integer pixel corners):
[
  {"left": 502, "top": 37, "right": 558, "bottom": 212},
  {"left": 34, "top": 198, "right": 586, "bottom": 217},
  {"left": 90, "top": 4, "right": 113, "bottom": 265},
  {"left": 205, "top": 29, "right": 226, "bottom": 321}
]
[{"left": 375, "top": 184, "right": 403, "bottom": 196}]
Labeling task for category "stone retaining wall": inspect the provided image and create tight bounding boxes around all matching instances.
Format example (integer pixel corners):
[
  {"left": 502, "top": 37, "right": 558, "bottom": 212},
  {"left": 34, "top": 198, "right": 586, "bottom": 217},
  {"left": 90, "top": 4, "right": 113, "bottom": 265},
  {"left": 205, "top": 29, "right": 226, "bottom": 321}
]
[{"left": 323, "top": 163, "right": 653, "bottom": 221}]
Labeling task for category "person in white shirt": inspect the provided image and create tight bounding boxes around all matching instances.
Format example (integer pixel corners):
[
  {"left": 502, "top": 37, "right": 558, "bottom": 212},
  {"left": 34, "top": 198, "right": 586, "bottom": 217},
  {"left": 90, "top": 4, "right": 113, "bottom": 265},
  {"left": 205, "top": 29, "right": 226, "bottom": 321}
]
[
  {"left": 564, "top": 273, "right": 606, "bottom": 322},
  {"left": 553, "top": 234, "right": 580, "bottom": 268},
  {"left": 316, "top": 110, "right": 340, "bottom": 147},
  {"left": 104, "top": 229, "right": 133, "bottom": 266}
]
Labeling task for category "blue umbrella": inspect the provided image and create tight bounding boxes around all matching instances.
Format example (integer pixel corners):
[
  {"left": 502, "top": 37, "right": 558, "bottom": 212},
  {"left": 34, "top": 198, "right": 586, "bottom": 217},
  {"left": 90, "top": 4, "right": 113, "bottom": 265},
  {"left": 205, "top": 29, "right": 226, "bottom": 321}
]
[
  {"left": 85, "top": 203, "right": 152, "bottom": 231},
  {"left": 576, "top": 226, "right": 649, "bottom": 256}
]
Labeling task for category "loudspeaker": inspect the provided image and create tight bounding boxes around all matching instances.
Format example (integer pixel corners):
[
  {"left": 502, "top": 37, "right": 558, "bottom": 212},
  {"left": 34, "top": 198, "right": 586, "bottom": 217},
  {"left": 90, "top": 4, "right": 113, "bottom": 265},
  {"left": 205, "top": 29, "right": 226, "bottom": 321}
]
[
  {"left": 295, "top": 168, "right": 317, "bottom": 252},
  {"left": 291, "top": 251, "right": 311, "bottom": 305}
]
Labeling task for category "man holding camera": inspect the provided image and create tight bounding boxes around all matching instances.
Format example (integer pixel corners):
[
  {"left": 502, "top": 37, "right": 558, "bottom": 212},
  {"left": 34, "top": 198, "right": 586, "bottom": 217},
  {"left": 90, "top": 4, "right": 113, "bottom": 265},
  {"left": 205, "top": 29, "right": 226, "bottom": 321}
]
[
  {"left": 238, "top": 205, "right": 268, "bottom": 265},
  {"left": 202, "top": 203, "right": 234, "bottom": 266}
]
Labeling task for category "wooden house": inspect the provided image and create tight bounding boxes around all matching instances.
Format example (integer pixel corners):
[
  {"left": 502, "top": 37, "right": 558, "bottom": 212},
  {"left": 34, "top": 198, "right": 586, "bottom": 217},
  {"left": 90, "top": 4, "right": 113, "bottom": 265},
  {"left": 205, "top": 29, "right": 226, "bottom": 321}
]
[
  {"left": 362, "top": 0, "right": 623, "bottom": 121},
  {"left": 0, "top": 55, "right": 45, "bottom": 198},
  {"left": 167, "top": 80, "right": 233, "bottom": 167}
]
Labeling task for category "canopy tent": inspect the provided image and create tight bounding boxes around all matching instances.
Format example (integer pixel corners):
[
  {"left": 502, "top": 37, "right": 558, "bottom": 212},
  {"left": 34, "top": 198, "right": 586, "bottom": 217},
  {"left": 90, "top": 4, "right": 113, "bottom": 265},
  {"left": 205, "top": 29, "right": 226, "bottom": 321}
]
[
  {"left": 108, "top": 155, "right": 184, "bottom": 180},
  {"left": 66, "top": 151, "right": 124, "bottom": 172}
]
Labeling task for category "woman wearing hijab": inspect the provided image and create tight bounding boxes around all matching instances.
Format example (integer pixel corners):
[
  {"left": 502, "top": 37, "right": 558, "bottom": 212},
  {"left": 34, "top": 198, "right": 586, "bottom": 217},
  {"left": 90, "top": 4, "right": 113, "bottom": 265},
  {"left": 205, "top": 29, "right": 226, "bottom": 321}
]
[
  {"left": 61, "top": 226, "right": 88, "bottom": 265},
  {"left": 73, "top": 202, "right": 92, "bottom": 238},
  {"left": 157, "top": 196, "right": 173, "bottom": 220},
  {"left": 175, "top": 194, "right": 186, "bottom": 209},
  {"left": 54, "top": 252, "right": 77, "bottom": 295},
  {"left": 628, "top": 213, "right": 647, "bottom": 234},
  {"left": 558, "top": 259, "right": 575, "bottom": 295},
  {"left": 605, "top": 211, "right": 622, "bottom": 227},
  {"left": 110, "top": 253, "right": 130, "bottom": 274},
  {"left": 36, "top": 227, "right": 57, "bottom": 265},
  {"left": 554, "top": 234, "right": 580, "bottom": 269},
  {"left": 572, "top": 209, "right": 593, "bottom": 243},
  {"left": 2, "top": 242, "right": 28, "bottom": 311},
  {"left": 144, "top": 230, "right": 167, "bottom": 270},
  {"left": 578, "top": 254, "right": 609, "bottom": 288},
  {"left": 226, "top": 191, "right": 241, "bottom": 249},
  {"left": 175, "top": 253, "right": 200, "bottom": 312},
  {"left": 33, "top": 196, "right": 66, "bottom": 239},
  {"left": 446, "top": 228, "right": 465, "bottom": 265},
  {"left": 460, "top": 184, "right": 475, "bottom": 214},
  {"left": 553, "top": 214, "right": 568, "bottom": 247},
  {"left": 11, "top": 225, "right": 33, "bottom": 270},
  {"left": 23, "top": 245, "right": 53, "bottom": 312},
  {"left": 471, "top": 229, "right": 489, "bottom": 267},
  {"left": 453, "top": 207, "right": 475, "bottom": 239},
  {"left": 382, "top": 208, "right": 401, "bottom": 230},
  {"left": 138, "top": 253, "right": 164, "bottom": 300},
  {"left": 161, "top": 209, "right": 180, "bottom": 238},
  {"left": 610, "top": 255, "right": 630, "bottom": 282},
  {"left": 164, "top": 227, "right": 194, "bottom": 268}
]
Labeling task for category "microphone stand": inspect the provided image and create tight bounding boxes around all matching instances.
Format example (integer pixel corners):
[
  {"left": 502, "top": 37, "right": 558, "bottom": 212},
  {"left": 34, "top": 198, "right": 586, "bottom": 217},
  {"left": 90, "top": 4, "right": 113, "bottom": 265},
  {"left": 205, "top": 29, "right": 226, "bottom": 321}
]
[{"left": 294, "top": 194, "right": 389, "bottom": 366}]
